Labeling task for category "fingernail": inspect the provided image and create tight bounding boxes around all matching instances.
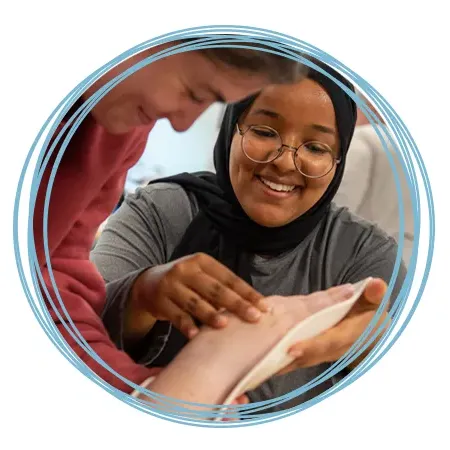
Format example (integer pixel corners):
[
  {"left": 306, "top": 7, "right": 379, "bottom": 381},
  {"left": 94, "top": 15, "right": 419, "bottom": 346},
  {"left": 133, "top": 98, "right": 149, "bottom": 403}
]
[
  {"left": 288, "top": 348, "right": 303, "bottom": 358},
  {"left": 258, "top": 299, "right": 270, "bottom": 312},
  {"left": 188, "top": 327, "right": 199, "bottom": 339},
  {"left": 246, "top": 307, "right": 262, "bottom": 321},
  {"left": 213, "top": 315, "right": 228, "bottom": 327}
]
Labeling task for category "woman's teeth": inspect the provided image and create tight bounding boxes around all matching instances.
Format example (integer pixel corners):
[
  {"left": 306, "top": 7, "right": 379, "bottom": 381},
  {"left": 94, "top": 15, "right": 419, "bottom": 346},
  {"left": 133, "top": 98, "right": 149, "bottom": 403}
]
[{"left": 259, "top": 176, "right": 296, "bottom": 193}]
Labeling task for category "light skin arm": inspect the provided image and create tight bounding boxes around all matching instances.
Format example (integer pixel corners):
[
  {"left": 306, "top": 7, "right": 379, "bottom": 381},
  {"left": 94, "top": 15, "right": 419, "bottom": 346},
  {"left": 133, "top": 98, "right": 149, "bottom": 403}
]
[{"left": 136, "top": 284, "right": 354, "bottom": 410}]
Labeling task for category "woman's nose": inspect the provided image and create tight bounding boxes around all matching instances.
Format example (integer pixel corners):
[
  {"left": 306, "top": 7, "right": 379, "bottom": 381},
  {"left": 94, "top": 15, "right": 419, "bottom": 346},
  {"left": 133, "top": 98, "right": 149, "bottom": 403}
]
[{"left": 271, "top": 146, "right": 298, "bottom": 172}]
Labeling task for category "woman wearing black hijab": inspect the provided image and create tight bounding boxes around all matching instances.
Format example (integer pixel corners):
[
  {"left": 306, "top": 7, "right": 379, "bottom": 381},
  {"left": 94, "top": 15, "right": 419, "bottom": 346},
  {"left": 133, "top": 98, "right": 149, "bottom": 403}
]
[{"left": 92, "top": 62, "right": 406, "bottom": 410}]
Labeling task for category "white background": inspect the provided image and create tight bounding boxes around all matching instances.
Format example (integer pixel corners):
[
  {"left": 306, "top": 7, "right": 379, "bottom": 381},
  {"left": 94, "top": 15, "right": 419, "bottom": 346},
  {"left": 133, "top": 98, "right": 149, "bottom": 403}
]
[{"left": 1, "top": 1, "right": 448, "bottom": 448}]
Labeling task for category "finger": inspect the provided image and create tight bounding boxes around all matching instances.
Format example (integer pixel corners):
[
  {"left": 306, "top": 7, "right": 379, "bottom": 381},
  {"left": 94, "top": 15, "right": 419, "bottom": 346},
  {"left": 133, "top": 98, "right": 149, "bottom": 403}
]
[
  {"left": 281, "top": 308, "right": 388, "bottom": 373},
  {"left": 187, "top": 272, "right": 264, "bottom": 323},
  {"left": 195, "top": 254, "right": 268, "bottom": 312},
  {"left": 286, "top": 284, "right": 356, "bottom": 323},
  {"left": 347, "top": 278, "right": 388, "bottom": 317},
  {"left": 294, "top": 311, "right": 373, "bottom": 366},
  {"left": 278, "top": 283, "right": 390, "bottom": 376},
  {"left": 153, "top": 297, "right": 199, "bottom": 339},
  {"left": 362, "top": 278, "right": 388, "bottom": 306},
  {"left": 232, "top": 394, "right": 250, "bottom": 405},
  {"left": 307, "top": 284, "right": 357, "bottom": 314},
  {"left": 169, "top": 282, "right": 228, "bottom": 329},
  {"left": 225, "top": 395, "right": 249, "bottom": 422},
  {"left": 277, "top": 360, "right": 302, "bottom": 376}
]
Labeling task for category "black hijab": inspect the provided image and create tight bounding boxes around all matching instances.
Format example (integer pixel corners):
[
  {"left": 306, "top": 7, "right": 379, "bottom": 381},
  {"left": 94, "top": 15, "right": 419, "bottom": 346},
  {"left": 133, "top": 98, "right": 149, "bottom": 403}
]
[{"left": 136, "top": 62, "right": 357, "bottom": 366}]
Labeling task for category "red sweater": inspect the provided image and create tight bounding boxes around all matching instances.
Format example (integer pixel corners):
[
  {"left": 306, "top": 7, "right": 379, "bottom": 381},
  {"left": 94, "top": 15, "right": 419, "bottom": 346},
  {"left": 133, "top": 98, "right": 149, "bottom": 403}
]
[{"left": 33, "top": 112, "right": 160, "bottom": 392}]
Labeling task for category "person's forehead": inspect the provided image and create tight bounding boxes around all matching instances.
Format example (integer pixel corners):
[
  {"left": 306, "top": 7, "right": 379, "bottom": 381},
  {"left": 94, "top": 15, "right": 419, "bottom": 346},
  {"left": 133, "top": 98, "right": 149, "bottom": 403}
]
[
  {"left": 249, "top": 82, "right": 334, "bottom": 119},
  {"left": 259, "top": 79, "right": 331, "bottom": 103},
  {"left": 244, "top": 84, "right": 338, "bottom": 138},
  {"left": 217, "top": 79, "right": 267, "bottom": 104},
  {"left": 188, "top": 56, "right": 269, "bottom": 102}
]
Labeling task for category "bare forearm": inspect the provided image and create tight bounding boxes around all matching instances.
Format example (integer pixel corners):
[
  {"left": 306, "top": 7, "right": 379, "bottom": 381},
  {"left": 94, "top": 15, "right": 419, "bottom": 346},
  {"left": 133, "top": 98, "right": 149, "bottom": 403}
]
[
  {"left": 138, "top": 286, "right": 354, "bottom": 410},
  {"left": 124, "top": 266, "right": 164, "bottom": 343},
  {"left": 145, "top": 299, "right": 301, "bottom": 406},
  {"left": 148, "top": 338, "right": 241, "bottom": 406}
]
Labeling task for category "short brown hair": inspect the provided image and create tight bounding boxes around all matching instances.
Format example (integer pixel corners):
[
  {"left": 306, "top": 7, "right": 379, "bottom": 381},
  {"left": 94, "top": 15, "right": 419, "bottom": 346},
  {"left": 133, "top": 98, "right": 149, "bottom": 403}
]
[{"left": 182, "top": 37, "right": 309, "bottom": 84}]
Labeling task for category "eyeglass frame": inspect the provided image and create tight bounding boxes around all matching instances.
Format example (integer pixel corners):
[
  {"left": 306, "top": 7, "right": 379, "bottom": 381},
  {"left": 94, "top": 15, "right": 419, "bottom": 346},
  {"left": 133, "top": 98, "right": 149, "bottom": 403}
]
[{"left": 236, "top": 124, "right": 341, "bottom": 179}]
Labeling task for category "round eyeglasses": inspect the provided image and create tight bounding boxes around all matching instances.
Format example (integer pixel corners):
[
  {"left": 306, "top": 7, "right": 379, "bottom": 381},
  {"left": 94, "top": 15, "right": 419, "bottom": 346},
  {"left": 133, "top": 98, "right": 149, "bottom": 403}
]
[{"left": 236, "top": 124, "right": 340, "bottom": 179}]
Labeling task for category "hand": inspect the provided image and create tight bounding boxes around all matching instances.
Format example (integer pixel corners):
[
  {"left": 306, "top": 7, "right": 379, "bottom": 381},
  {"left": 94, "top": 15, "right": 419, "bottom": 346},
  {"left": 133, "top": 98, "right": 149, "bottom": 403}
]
[
  {"left": 220, "top": 394, "right": 250, "bottom": 422},
  {"left": 232, "top": 394, "right": 250, "bottom": 405},
  {"left": 278, "top": 278, "right": 391, "bottom": 375},
  {"left": 126, "top": 253, "right": 268, "bottom": 342},
  {"left": 143, "top": 284, "right": 356, "bottom": 411}
]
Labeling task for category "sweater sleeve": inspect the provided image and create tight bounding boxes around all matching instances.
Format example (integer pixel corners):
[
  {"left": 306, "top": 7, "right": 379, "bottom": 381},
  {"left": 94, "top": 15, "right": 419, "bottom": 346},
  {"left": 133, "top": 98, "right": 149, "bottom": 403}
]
[
  {"left": 91, "top": 183, "right": 198, "bottom": 363},
  {"left": 33, "top": 118, "right": 159, "bottom": 393}
]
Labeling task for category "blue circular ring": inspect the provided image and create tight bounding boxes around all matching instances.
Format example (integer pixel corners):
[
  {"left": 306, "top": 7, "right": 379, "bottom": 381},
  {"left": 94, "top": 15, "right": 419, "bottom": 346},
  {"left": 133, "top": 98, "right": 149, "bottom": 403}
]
[{"left": 13, "top": 25, "right": 434, "bottom": 426}]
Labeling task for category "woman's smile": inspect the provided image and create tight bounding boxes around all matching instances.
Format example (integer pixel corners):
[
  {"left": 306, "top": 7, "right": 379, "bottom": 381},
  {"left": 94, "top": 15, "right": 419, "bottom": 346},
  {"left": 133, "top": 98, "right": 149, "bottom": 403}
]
[{"left": 253, "top": 174, "right": 302, "bottom": 200}]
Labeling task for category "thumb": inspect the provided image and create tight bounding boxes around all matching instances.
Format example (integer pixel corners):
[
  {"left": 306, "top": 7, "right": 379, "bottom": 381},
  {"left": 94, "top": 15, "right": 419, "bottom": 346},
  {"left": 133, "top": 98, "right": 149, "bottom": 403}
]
[{"left": 363, "top": 278, "right": 388, "bottom": 307}]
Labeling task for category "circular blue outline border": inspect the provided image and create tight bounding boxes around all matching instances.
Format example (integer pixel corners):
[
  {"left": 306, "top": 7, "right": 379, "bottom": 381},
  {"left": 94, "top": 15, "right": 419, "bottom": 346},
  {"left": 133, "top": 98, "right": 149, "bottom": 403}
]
[{"left": 12, "top": 25, "right": 434, "bottom": 427}]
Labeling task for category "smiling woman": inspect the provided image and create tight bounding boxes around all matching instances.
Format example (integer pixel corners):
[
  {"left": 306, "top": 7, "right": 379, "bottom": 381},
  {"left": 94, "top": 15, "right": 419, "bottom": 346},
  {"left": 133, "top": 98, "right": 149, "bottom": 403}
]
[
  {"left": 91, "top": 60, "right": 406, "bottom": 412},
  {"left": 229, "top": 78, "right": 343, "bottom": 227}
]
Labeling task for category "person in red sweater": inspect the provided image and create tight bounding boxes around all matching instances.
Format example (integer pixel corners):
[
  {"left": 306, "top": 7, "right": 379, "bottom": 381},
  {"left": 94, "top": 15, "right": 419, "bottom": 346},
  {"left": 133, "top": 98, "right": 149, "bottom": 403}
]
[{"left": 33, "top": 39, "right": 314, "bottom": 396}]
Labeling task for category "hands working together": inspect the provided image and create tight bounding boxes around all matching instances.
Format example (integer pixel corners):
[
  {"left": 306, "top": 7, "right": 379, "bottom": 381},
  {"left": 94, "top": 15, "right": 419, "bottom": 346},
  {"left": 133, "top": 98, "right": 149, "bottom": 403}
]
[
  {"left": 127, "top": 253, "right": 390, "bottom": 387},
  {"left": 135, "top": 283, "right": 357, "bottom": 411}
]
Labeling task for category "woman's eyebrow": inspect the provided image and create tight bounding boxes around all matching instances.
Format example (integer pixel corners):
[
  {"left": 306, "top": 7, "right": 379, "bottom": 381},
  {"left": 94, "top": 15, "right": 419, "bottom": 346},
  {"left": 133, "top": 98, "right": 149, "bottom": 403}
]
[
  {"left": 250, "top": 108, "right": 281, "bottom": 120},
  {"left": 310, "top": 124, "right": 336, "bottom": 135},
  {"left": 249, "top": 109, "right": 336, "bottom": 135}
]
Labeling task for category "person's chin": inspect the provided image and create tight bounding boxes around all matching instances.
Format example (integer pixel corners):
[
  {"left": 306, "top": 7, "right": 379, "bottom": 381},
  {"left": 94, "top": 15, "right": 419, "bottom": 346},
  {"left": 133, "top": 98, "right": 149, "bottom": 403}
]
[
  {"left": 90, "top": 108, "right": 133, "bottom": 135},
  {"left": 246, "top": 207, "right": 293, "bottom": 228},
  {"left": 100, "top": 117, "right": 134, "bottom": 135}
]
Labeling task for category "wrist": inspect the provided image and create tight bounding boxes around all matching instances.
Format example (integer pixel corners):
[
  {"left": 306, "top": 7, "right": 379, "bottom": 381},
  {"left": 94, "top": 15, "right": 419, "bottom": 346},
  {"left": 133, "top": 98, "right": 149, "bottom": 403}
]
[
  {"left": 150, "top": 333, "right": 242, "bottom": 406},
  {"left": 124, "top": 270, "right": 157, "bottom": 342}
]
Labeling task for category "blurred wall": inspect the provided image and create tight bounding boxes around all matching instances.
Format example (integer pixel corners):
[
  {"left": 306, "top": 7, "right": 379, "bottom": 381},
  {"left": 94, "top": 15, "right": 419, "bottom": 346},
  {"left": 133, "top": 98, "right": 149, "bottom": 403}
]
[{"left": 125, "top": 103, "right": 224, "bottom": 192}]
